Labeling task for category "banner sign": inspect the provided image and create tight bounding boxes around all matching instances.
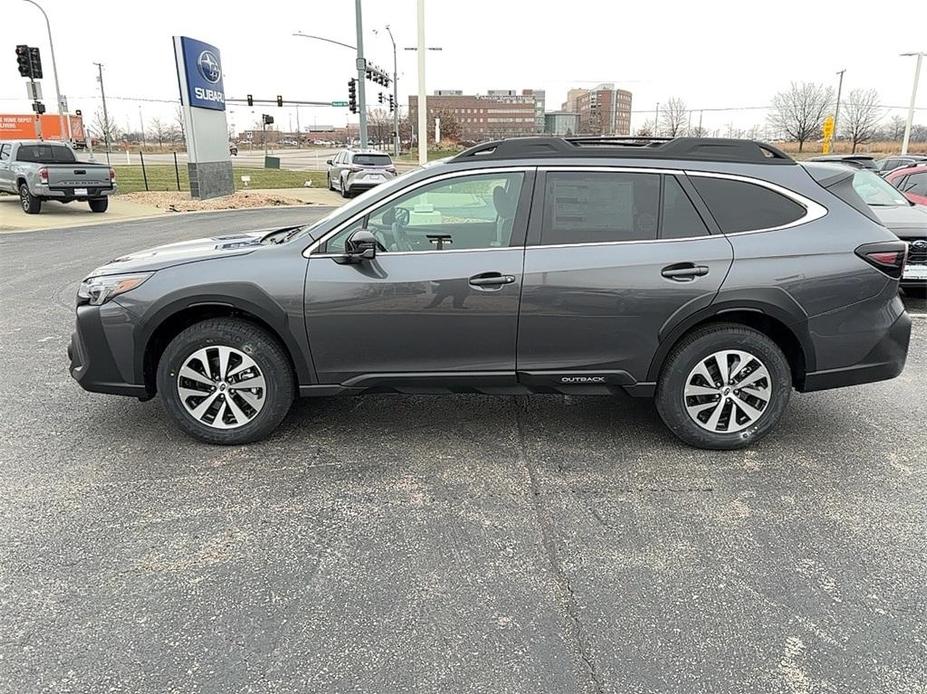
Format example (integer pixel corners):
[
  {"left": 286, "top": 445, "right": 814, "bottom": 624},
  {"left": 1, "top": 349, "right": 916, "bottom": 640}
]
[{"left": 178, "top": 36, "right": 225, "bottom": 111}]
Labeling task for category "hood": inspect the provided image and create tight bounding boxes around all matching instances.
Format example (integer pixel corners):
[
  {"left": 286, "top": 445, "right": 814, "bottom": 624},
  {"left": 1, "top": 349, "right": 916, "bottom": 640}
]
[
  {"left": 872, "top": 203, "right": 927, "bottom": 238},
  {"left": 88, "top": 231, "right": 270, "bottom": 277}
]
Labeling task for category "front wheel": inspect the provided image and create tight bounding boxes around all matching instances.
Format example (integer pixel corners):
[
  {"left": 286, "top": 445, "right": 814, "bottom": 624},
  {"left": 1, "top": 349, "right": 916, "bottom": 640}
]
[
  {"left": 88, "top": 197, "right": 108, "bottom": 213},
  {"left": 156, "top": 318, "right": 295, "bottom": 445},
  {"left": 340, "top": 176, "right": 350, "bottom": 198},
  {"left": 19, "top": 183, "right": 41, "bottom": 214},
  {"left": 655, "top": 323, "right": 792, "bottom": 450}
]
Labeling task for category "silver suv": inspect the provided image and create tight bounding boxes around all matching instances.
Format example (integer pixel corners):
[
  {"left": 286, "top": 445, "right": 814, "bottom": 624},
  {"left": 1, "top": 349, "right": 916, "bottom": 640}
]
[
  {"left": 326, "top": 149, "right": 396, "bottom": 197},
  {"left": 69, "top": 136, "right": 912, "bottom": 449}
]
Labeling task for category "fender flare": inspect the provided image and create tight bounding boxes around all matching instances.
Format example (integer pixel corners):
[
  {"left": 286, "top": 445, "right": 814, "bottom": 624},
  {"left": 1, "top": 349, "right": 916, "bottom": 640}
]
[{"left": 645, "top": 288, "right": 817, "bottom": 382}]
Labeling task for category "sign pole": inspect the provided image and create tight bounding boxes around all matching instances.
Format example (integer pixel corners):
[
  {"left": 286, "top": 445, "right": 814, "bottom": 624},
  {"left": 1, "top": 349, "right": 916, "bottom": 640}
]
[{"left": 355, "top": 0, "right": 368, "bottom": 148}]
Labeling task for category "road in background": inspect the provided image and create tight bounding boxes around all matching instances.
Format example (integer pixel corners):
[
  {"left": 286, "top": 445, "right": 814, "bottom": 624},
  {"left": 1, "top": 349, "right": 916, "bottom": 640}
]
[{"left": 0, "top": 213, "right": 925, "bottom": 693}]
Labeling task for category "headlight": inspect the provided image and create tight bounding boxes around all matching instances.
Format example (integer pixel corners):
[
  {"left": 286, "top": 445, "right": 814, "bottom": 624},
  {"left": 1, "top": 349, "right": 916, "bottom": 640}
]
[{"left": 77, "top": 272, "right": 152, "bottom": 306}]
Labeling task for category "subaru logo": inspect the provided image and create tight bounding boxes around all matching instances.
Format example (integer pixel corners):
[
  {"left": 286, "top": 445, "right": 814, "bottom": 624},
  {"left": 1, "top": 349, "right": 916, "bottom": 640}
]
[
  {"left": 197, "top": 50, "right": 221, "bottom": 84},
  {"left": 913, "top": 240, "right": 927, "bottom": 251}
]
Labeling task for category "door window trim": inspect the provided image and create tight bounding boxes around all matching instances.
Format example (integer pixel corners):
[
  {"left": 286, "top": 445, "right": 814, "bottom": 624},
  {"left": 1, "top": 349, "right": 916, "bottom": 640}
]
[{"left": 303, "top": 166, "right": 536, "bottom": 258}]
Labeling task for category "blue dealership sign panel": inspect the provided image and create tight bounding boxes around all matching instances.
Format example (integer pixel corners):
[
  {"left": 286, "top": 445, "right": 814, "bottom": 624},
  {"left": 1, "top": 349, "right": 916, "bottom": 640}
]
[
  {"left": 178, "top": 36, "right": 225, "bottom": 111},
  {"left": 173, "top": 36, "right": 232, "bottom": 199}
]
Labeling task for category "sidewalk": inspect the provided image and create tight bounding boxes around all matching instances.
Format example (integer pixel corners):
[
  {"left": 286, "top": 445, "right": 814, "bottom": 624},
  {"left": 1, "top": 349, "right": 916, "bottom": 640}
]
[{"left": 0, "top": 188, "right": 344, "bottom": 233}]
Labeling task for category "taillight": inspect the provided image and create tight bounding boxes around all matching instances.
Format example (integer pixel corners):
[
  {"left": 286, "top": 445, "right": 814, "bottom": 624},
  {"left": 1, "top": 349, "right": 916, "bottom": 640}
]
[
  {"left": 855, "top": 241, "right": 908, "bottom": 279},
  {"left": 386, "top": 166, "right": 396, "bottom": 173},
  {"left": 109, "top": 168, "right": 116, "bottom": 181},
  {"left": 38, "top": 167, "right": 48, "bottom": 184}
]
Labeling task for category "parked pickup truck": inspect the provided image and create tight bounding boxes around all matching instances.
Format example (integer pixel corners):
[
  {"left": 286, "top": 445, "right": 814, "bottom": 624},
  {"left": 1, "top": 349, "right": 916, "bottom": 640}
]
[{"left": 0, "top": 140, "right": 116, "bottom": 214}]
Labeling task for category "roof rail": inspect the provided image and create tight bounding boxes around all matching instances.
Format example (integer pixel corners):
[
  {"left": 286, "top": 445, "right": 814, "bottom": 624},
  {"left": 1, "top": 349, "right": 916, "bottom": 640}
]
[{"left": 451, "top": 136, "right": 794, "bottom": 165}]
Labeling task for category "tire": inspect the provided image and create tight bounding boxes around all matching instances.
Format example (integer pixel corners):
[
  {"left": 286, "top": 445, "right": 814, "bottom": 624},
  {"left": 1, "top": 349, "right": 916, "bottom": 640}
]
[
  {"left": 327, "top": 173, "right": 335, "bottom": 191},
  {"left": 340, "top": 176, "right": 350, "bottom": 198},
  {"left": 88, "top": 197, "right": 109, "bottom": 213},
  {"left": 19, "top": 183, "right": 41, "bottom": 214},
  {"left": 655, "top": 323, "right": 792, "bottom": 450},
  {"left": 156, "top": 318, "right": 296, "bottom": 445}
]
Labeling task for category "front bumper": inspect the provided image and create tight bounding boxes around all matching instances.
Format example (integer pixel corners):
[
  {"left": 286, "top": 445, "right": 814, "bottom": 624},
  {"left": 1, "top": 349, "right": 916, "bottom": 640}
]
[
  {"left": 69, "top": 303, "right": 147, "bottom": 398},
  {"left": 801, "top": 310, "right": 912, "bottom": 392}
]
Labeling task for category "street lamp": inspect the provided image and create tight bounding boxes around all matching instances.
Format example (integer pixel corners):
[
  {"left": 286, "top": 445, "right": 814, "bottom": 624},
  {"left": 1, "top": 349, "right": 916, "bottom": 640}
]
[
  {"left": 404, "top": 44, "right": 442, "bottom": 165},
  {"left": 20, "top": 0, "right": 68, "bottom": 142},
  {"left": 900, "top": 52, "right": 925, "bottom": 156},
  {"left": 373, "top": 26, "right": 401, "bottom": 156}
]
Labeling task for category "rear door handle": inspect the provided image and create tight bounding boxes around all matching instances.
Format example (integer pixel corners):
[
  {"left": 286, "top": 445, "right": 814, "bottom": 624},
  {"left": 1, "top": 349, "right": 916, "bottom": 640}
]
[
  {"left": 661, "top": 264, "right": 709, "bottom": 281},
  {"left": 469, "top": 272, "right": 516, "bottom": 287}
]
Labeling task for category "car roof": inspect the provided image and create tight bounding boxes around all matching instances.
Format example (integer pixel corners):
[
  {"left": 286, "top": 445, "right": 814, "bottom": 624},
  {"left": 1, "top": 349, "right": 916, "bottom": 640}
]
[
  {"left": 887, "top": 163, "right": 927, "bottom": 176},
  {"left": 800, "top": 161, "right": 858, "bottom": 185}
]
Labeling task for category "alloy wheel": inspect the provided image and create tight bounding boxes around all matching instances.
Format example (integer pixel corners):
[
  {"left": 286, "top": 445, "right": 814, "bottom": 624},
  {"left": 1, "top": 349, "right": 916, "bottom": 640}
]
[
  {"left": 176, "top": 345, "right": 266, "bottom": 429},
  {"left": 683, "top": 349, "right": 772, "bottom": 433}
]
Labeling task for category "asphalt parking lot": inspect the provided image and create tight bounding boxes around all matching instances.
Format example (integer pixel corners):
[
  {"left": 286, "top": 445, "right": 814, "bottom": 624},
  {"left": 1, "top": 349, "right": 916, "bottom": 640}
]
[{"left": 1, "top": 211, "right": 925, "bottom": 694}]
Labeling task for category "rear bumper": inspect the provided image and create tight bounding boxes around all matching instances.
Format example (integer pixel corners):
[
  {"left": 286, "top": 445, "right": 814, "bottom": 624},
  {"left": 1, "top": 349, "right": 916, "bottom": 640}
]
[
  {"left": 40, "top": 184, "right": 116, "bottom": 198},
  {"left": 800, "top": 311, "right": 912, "bottom": 392},
  {"left": 69, "top": 304, "right": 147, "bottom": 398}
]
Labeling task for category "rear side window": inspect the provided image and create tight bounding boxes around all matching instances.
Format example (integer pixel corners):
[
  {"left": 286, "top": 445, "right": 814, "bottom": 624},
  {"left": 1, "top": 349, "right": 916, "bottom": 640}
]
[
  {"left": 690, "top": 176, "right": 805, "bottom": 233},
  {"left": 661, "top": 176, "right": 710, "bottom": 239},
  {"left": 541, "top": 171, "right": 659, "bottom": 245},
  {"left": 16, "top": 144, "right": 77, "bottom": 163},
  {"left": 353, "top": 154, "right": 392, "bottom": 166}
]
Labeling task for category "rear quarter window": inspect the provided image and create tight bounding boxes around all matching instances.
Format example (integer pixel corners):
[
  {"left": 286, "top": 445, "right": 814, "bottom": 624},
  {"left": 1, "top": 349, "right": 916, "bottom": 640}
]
[{"left": 689, "top": 176, "right": 806, "bottom": 233}]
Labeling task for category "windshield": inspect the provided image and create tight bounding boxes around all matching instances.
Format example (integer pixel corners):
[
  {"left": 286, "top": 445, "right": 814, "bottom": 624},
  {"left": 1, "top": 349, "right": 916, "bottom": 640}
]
[
  {"left": 16, "top": 144, "right": 77, "bottom": 164},
  {"left": 851, "top": 170, "right": 909, "bottom": 207}
]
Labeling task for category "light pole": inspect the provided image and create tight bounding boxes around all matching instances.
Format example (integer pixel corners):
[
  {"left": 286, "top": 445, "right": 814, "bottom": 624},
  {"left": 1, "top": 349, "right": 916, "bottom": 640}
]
[
  {"left": 20, "top": 0, "right": 67, "bottom": 142},
  {"left": 375, "top": 26, "right": 400, "bottom": 157},
  {"left": 833, "top": 69, "right": 846, "bottom": 147},
  {"left": 416, "top": 0, "right": 426, "bottom": 165},
  {"left": 900, "top": 52, "right": 925, "bottom": 156},
  {"left": 94, "top": 62, "right": 111, "bottom": 165}
]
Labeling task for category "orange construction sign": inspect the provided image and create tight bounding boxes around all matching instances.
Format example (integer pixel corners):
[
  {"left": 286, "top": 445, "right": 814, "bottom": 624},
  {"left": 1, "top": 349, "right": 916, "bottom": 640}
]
[{"left": 0, "top": 113, "right": 85, "bottom": 141}]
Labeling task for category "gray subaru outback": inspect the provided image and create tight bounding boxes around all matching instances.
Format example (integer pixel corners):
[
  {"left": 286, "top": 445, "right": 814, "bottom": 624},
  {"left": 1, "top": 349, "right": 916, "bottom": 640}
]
[{"left": 69, "top": 137, "right": 912, "bottom": 449}]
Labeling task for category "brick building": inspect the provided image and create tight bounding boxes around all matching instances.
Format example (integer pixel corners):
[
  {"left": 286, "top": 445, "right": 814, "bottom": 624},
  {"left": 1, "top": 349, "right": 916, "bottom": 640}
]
[
  {"left": 408, "top": 90, "right": 543, "bottom": 142},
  {"left": 562, "top": 83, "right": 633, "bottom": 136}
]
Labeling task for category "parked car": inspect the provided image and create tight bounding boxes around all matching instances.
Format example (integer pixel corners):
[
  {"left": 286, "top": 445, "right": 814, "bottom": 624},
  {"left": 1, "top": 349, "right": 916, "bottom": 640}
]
[
  {"left": 884, "top": 164, "right": 927, "bottom": 206},
  {"left": 804, "top": 162, "right": 927, "bottom": 294},
  {"left": 69, "top": 136, "right": 911, "bottom": 449},
  {"left": 0, "top": 140, "right": 115, "bottom": 214},
  {"left": 326, "top": 150, "right": 396, "bottom": 197},
  {"left": 806, "top": 154, "right": 879, "bottom": 171},
  {"left": 229, "top": 143, "right": 238, "bottom": 156},
  {"left": 875, "top": 154, "right": 927, "bottom": 174}
]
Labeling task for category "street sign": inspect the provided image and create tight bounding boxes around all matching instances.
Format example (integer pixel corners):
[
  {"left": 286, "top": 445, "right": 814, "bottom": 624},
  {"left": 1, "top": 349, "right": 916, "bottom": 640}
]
[
  {"left": 822, "top": 115, "right": 835, "bottom": 138},
  {"left": 26, "top": 81, "right": 42, "bottom": 101},
  {"left": 331, "top": 101, "right": 348, "bottom": 107}
]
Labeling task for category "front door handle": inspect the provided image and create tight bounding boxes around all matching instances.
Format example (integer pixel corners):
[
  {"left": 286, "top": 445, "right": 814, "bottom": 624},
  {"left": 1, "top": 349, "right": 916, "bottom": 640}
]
[
  {"left": 661, "top": 263, "right": 709, "bottom": 281},
  {"left": 469, "top": 272, "right": 516, "bottom": 287}
]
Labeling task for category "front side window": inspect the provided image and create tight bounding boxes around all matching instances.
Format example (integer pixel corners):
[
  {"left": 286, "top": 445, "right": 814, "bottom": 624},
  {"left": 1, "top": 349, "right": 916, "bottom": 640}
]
[
  {"left": 0, "top": 144, "right": 9, "bottom": 161},
  {"left": 690, "top": 176, "right": 805, "bottom": 233},
  {"left": 541, "top": 171, "right": 660, "bottom": 245},
  {"left": 324, "top": 172, "right": 525, "bottom": 254},
  {"left": 904, "top": 172, "right": 927, "bottom": 197}
]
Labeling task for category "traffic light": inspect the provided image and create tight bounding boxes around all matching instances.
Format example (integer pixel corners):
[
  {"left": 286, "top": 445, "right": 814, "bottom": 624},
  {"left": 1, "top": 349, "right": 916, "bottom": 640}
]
[
  {"left": 28, "top": 47, "right": 42, "bottom": 79},
  {"left": 348, "top": 78, "right": 357, "bottom": 114},
  {"left": 246, "top": 94, "right": 253, "bottom": 107},
  {"left": 365, "top": 67, "right": 372, "bottom": 81},
  {"left": 16, "top": 45, "right": 30, "bottom": 77},
  {"left": 276, "top": 95, "right": 283, "bottom": 107},
  {"left": 31, "top": 101, "right": 45, "bottom": 114},
  {"left": 262, "top": 114, "right": 274, "bottom": 125},
  {"left": 75, "top": 109, "right": 82, "bottom": 117},
  {"left": 378, "top": 92, "right": 384, "bottom": 104},
  {"left": 388, "top": 94, "right": 395, "bottom": 113}
]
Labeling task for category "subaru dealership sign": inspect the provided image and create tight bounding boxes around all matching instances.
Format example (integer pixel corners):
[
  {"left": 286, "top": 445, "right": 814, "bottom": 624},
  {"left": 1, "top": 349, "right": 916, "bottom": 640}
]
[{"left": 177, "top": 36, "right": 225, "bottom": 111}]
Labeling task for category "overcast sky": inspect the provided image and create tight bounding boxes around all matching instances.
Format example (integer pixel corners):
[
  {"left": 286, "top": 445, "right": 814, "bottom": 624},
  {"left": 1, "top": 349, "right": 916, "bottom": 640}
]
[{"left": 4, "top": 0, "right": 926, "bottom": 135}]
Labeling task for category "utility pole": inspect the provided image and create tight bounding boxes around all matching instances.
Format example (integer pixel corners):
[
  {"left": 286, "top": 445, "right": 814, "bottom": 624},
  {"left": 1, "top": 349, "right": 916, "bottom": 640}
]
[
  {"left": 385, "top": 25, "right": 400, "bottom": 157},
  {"left": 94, "top": 62, "right": 111, "bottom": 165},
  {"left": 654, "top": 102, "right": 660, "bottom": 136},
  {"left": 295, "top": 105, "right": 301, "bottom": 146},
  {"left": 354, "top": 0, "right": 368, "bottom": 148},
  {"left": 416, "top": 0, "right": 427, "bottom": 165},
  {"left": 698, "top": 110, "right": 704, "bottom": 137},
  {"left": 900, "top": 52, "right": 925, "bottom": 156},
  {"left": 138, "top": 105, "right": 145, "bottom": 146},
  {"left": 833, "top": 69, "right": 846, "bottom": 147}
]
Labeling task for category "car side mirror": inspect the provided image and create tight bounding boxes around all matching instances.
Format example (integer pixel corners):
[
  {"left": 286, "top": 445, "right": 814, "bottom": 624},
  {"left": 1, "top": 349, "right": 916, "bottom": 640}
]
[
  {"left": 343, "top": 229, "right": 378, "bottom": 263},
  {"left": 326, "top": 158, "right": 333, "bottom": 165}
]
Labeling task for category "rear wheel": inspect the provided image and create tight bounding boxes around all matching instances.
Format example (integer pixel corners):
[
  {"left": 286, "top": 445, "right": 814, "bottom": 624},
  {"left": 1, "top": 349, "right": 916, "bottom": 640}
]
[
  {"left": 156, "top": 318, "right": 295, "bottom": 445},
  {"left": 88, "top": 197, "right": 108, "bottom": 213},
  {"left": 19, "top": 183, "right": 41, "bottom": 214},
  {"left": 655, "top": 323, "right": 792, "bottom": 450},
  {"left": 327, "top": 173, "right": 335, "bottom": 191}
]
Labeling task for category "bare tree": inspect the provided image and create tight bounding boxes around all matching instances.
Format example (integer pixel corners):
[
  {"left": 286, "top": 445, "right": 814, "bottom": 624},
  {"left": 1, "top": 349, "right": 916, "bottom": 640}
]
[
  {"left": 689, "top": 125, "right": 710, "bottom": 138},
  {"left": 427, "top": 108, "right": 461, "bottom": 143},
  {"left": 90, "top": 108, "right": 121, "bottom": 146},
  {"left": 661, "top": 97, "right": 688, "bottom": 137},
  {"left": 174, "top": 104, "right": 186, "bottom": 142},
  {"left": 887, "top": 114, "right": 907, "bottom": 141},
  {"left": 636, "top": 119, "right": 655, "bottom": 137},
  {"left": 768, "top": 82, "right": 834, "bottom": 152},
  {"left": 841, "top": 89, "right": 881, "bottom": 152},
  {"left": 366, "top": 107, "right": 391, "bottom": 147},
  {"left": 150, "top": 117, "right": 167, "bottom": 147}
]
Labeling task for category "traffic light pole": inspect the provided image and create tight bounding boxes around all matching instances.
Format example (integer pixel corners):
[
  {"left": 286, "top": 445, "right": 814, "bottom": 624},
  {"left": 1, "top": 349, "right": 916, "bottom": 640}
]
[
  {"left": 385, "top": 25, "right": 399, "bottom": 156},
  {"left": 29, "top": 75, "right": 42, "bottom": 140},
  {"left": 354, "top": 0, "right": 368, "bottom": 148},
  {"left": 94, "top": 62, "right": 111, "bottom": 166},
  {"left": 21, "top": 0, "right": 67, "bottom": 142}
]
